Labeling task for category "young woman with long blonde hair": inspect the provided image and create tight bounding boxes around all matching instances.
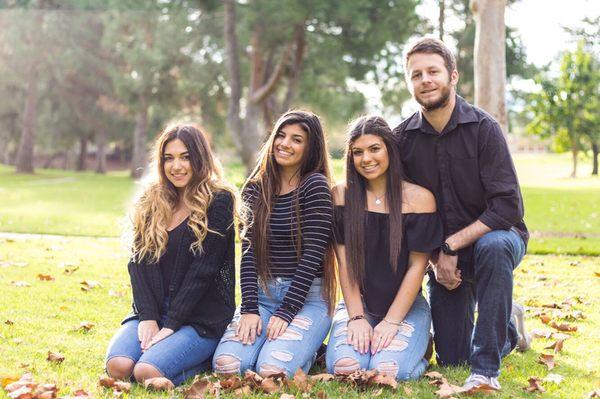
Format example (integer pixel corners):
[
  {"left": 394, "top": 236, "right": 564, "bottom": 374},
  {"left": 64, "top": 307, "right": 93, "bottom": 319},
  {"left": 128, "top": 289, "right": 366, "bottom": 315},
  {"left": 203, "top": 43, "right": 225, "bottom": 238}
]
[{"left": 105, "top": 124, "right": 237, "bottom": 386}]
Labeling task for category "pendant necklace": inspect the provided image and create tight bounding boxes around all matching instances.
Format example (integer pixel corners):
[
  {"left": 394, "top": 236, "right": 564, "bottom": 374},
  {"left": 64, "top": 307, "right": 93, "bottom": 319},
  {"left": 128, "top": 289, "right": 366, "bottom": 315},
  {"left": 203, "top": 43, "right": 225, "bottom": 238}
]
[{"left": 374, "top": 193, "right": 385, "bottom": 205}]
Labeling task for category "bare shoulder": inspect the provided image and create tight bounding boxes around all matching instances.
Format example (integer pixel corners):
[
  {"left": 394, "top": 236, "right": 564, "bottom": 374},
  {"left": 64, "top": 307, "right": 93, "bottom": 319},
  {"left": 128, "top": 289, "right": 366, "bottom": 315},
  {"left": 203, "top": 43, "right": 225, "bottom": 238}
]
[
  {"left": 332, "top": 183, "right": 346, "bottom": 206},
  {"left": 402, "top": 182, "right": 436, "bottom": 213}
]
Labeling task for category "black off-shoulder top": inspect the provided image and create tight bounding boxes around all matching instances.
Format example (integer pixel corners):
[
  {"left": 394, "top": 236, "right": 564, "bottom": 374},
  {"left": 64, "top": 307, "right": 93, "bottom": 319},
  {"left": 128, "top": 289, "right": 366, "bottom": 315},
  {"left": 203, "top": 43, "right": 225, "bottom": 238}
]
[{"left": 334, "top": 206, "right": 443, "bottom": 317}]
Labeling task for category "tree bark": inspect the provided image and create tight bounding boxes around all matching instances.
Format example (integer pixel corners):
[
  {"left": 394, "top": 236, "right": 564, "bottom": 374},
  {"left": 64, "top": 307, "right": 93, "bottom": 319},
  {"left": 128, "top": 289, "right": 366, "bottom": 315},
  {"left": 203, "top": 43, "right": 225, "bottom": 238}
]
[
  {"left": 571, "top": 146, "right": 578, "bottom": 178},
  {"left": 471, "top": 0, "right": 508, "bottom": 135},
  {"left": 95, "top": 130, "right": 107, "bottom": 174},
  {"left": 15, "top": 57, "right": 39, "bottom": 173},
  {"left": 592, "top": 142, "right": 598, "bottom": 176},
  {"left": 76, "top": 136, "right": 87, "bottom": 171},
  {"left": 130, "top": 94, "right": 148, "bottom": 179},
  {"left": 439, "top": 0, "right": 445, "bottom": 40}
]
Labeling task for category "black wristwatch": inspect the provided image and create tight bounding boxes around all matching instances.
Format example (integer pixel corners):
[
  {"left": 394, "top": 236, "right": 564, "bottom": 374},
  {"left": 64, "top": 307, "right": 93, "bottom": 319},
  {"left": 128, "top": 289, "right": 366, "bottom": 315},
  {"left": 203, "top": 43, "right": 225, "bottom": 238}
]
[{"left": 441, "top": 242, "right": 458, "bottom": 256}]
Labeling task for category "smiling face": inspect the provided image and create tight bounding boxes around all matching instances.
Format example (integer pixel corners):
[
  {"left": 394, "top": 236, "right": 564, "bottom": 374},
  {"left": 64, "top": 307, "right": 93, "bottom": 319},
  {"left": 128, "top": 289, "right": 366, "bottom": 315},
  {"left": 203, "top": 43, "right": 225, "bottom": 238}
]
[
  {"left": 163, "top": 138, "right": 192, "bottom": 191},
  {"left": 351, "top": 134, "right": 389, "bottom": 182},
  {"left": 272, "top": 123, "right": 308, "bottom": 171},
  {"left": 406, "top": 52, "right": 458, "bottom": 111}
]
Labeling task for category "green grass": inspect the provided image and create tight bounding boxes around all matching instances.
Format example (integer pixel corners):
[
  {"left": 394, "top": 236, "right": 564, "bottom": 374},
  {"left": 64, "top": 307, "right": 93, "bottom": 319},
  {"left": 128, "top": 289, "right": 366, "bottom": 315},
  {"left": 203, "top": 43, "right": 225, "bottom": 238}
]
[
  {"left": 2, "top": 153, "right": 599, "bottom": 254},
  {"left": 1, "top": 235, "right": 598, "bottom": 398}
]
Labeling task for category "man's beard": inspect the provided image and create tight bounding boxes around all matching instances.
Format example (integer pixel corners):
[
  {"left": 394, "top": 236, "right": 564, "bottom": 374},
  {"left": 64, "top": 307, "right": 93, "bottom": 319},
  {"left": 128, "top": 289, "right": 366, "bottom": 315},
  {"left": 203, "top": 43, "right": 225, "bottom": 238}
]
[{"left": 416, "top": 83, "right": 452, "bottom": 111}]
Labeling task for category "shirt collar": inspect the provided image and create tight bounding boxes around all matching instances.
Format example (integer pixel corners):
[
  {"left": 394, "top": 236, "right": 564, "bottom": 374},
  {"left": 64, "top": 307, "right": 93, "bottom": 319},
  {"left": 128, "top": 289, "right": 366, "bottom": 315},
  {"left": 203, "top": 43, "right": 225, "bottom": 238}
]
[{"left": 405, "top": 95, "right": 478, "bottom": 135}]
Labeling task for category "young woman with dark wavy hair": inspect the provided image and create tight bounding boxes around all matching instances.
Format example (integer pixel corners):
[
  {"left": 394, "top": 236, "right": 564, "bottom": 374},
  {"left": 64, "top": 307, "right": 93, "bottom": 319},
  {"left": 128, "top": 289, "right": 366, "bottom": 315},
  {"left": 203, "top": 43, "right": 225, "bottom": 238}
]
[
  {"left": 105, "top": 124, "right": 237, "bottom": 386},
  {"left": 325, "top": 116, "right": 443, "bottom": 380},
  {"left": 213, "top": 110, "right": 336, "bottom": 377}
]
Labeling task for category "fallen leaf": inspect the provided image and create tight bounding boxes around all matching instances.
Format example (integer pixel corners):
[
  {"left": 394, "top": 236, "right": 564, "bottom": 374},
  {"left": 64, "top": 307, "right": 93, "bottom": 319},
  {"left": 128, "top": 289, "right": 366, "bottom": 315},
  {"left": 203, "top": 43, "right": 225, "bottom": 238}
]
[
  {"left": 74, "top": 322, "right": 95, "bottom": 332},
  {"left": 523, "top": 377, "right": 545, "bottom": 393},
  {"left": 370, "top": 373, "right": 397, "bottom": 389},
  {"left": 588, "top": 389, "right": 600, "bottom": 398},
  {"left": 549, "top": 321, "right": 577, "bottom": 332},
  {"left": 108, "top": 290, "right": 124, "bottom": 297},
  {"left": 545, "top": 337, "right": 566, "bottom": 353},
  {"left": 290, "top": 368, "right": 311, "bottom": 392},
  {"left": 279, "top": 394, "right": 295, "bottom": 399},
  {"left": 531, "top": 329, "right": 553, "bottom": 339},
  {"left": 316, "top": 390, "right": 328, "bottom": 399},
  {"left": 243, "top": 370, "right": 263, "bottom": 389},
  {"left": 80, "top": 280, "right": 102, "bottom": 291},
  {"left": 184, "top": 376, "right": 212, "bottom": 398},
  {"left": 260, "top": 377, "right": 282, "bottom": 394},
  {"left": 372, "top": 387, "right": 384, "bottom": 397},
  {"left": 542, "top": 302, "right": 562, "bottom": 309},
  {"left": 544, "top": 374, "right": 564, "bottom": 384},
  {"left": 219, "top": 375, "right": 242, "bottom": 390},
  {"left": 12, "top": 338, "right": 23, "bottom": 345},
  {"left": 47, "top": 351, "right": 65, "bottom": 363},
  {"left": 144, "top": 377, "right": 174, "bottom": 391},
  {"left": 113, "top": 381, "right": 131, "bottom": 392},
  {"left": 98, "top": 376, "right": 115, "bottom": 388},
  {"left": 539, "top": 314, "right": 552, "bottom": 324},
  {"left": 63, "top": 266, "right": 79, "bottom": 275},
  {"left": 0, "top": 375, "right": 21, "bottom": 388},
  {"left": 37, "top": 274, "right": 55, "bottom": 281},
  {"left": 434, "top": 378, "right": 467, "bottom": 398},
  {"left": 233, "top": 385, "right": 251, "bottom": 397},
  {"left": 538, "top": 354, "right": 555, "bottom": 370},
  {"left": 310, "top": 373, "right": 335, "bottom": 382},
  {"left": 594, "top": 272, "right": 600, "bottom": 277},
  {"left": 11, "top": 281, "right": 31, "bottom": 288},
  {"left": 5, "top": 320, "right": 14, "bottom": 325},
  {"left": 424, "top": 371, "right": 444, "bottom": 380},
  {"left": 7, "top": 385, "right": 34, "bottom": 399},
  {"left": 403, "top": 386, "right": 413, "bottom": 395}
]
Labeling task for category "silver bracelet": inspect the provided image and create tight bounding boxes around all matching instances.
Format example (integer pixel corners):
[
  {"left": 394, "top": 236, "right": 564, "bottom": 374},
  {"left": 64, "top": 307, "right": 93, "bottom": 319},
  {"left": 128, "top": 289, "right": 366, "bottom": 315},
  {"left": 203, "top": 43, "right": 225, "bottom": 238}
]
[{"left": 383, "top": 317, "right": 401, "bottom": 326}]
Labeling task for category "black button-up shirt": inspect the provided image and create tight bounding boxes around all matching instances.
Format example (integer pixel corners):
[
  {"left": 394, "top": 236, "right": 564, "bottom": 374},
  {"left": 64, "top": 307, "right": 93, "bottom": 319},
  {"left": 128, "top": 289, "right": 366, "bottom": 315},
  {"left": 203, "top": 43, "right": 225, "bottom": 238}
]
[{"left": 394, "top": 95, "right": 528, "bottom": 266}]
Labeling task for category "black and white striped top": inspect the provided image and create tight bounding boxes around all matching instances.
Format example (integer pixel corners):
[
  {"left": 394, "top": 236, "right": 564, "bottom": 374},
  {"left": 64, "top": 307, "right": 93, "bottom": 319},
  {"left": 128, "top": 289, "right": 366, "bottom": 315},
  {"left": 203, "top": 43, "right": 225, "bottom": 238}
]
[{"left": 240, "top": 173, "right": 333, "bottom": 323}]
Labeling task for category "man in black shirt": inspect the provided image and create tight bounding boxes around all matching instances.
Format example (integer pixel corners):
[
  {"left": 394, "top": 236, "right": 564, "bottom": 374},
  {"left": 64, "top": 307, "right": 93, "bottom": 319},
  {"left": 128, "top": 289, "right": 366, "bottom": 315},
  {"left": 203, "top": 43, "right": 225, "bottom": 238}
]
[{"left": 394, "top": 38, "right": 529, "bottom": 391}]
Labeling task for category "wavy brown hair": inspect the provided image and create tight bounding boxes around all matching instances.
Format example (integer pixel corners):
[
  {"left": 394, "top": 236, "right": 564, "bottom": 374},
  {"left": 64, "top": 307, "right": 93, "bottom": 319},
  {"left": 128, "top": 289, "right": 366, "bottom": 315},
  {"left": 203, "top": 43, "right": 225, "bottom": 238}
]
[
  {"left": 243, "top": 110, "right": 337, "bottom": 313},
  {"left": 343, "top": 115, "right": 404, "bottom": 287},
  {"left": 131, "top": 124, "right": 237, "bottom": 263}
]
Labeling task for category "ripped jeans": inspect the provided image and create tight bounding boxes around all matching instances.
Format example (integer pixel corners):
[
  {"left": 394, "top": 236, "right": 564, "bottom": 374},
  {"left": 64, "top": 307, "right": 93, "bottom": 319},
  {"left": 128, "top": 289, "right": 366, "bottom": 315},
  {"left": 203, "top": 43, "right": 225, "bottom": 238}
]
[
  {"left": 325, "top": 294, "right": 431, "bottom": 381},
  {"left": 212, "top": 278, "right": 331, "bottom": 377}
]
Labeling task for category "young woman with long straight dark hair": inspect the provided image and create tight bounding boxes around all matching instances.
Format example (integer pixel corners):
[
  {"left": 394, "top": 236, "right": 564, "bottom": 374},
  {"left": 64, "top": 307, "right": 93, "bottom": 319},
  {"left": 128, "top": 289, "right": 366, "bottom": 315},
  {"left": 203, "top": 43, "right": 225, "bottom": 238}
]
[
  {"left": 105, "top": 124, "right": 237, "bottom": 386},
  {"left": 325, "top": 116, "right": 443, "bottom": 380},
  {"left": 213, "top": 110, "right": 336, "bottom": 377}
]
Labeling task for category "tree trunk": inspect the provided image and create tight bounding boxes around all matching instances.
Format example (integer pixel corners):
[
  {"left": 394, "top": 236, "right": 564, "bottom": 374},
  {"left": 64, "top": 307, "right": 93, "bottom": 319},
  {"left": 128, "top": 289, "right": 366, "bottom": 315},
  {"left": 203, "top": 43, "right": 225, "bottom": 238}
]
[
  {"left": 95, "top": 130, "right": 107, "bottom": 174},
  {"left": 76, "top": 136, "right": 87, "bottom": 171},
  {"left": 130, "top": 95, "right": 148, "bottom": 179},
  {"left": 15, "top": 60, "right": 39, "bottom": 173},
  {"left": 592, "top": 142, "right": 598, "bottom": 176},
  {"left": 471, "top": 0, "right": 508, "bottom": 135},
  {"left": 571, "top": 146, "right": 578, "bottom": 178},
  {"left": 439, "top": 0, "right": 445, "bottom": 40}
]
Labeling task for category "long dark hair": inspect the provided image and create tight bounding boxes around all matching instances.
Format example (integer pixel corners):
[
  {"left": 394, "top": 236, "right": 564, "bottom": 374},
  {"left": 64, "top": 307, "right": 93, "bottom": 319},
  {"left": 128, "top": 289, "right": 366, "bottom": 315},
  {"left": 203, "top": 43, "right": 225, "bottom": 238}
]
[
  {"left": 343, "top": 116, "right": 404, "bottom": 286},
  {"left": 243, "top": 110, "right": 337, "bottom": 313}
]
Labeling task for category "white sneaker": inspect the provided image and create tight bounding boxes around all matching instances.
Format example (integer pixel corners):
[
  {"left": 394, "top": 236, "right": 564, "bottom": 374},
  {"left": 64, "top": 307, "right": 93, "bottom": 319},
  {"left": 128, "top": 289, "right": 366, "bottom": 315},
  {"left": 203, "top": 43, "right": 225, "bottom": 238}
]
[
  {"left": 511, "top": 301, "right": 531, "bottom": 352},
  {"left": 462, "top": 373, "right": 501, "bottom": 391}
]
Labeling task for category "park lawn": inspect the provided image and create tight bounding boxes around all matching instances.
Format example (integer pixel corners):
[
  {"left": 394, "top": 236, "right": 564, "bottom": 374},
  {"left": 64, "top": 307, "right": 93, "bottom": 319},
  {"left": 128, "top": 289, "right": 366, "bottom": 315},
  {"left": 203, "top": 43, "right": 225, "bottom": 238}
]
[
  {"left": 2, "top": 154, "right": 599, "bottom": 254},
  {"left": 1, "top": 234, "right": 599, "bottom": 399}
]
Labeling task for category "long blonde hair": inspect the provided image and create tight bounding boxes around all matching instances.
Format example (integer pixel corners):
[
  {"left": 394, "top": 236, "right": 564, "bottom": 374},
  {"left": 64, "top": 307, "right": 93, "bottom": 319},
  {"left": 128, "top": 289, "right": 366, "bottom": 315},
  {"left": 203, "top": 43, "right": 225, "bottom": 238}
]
[{"left": 131, "top": 124, "right": 237, "bottom": 263}]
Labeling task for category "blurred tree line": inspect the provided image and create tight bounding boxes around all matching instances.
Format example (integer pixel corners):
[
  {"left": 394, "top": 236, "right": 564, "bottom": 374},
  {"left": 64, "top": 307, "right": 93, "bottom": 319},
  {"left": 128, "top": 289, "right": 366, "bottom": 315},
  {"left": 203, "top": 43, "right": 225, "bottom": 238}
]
[
  {"left": 0, "top": 0, "right": 533, "bottom": 177},
  {"left": 525, "top": 17, "right": 599, "bottom": 177}
]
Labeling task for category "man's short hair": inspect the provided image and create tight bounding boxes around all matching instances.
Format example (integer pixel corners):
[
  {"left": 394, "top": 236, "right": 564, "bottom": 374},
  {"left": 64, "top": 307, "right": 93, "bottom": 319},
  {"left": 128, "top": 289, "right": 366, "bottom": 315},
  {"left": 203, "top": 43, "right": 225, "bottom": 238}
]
[{"left": 404, "top": 38, "right": 457, "bottom": 76}]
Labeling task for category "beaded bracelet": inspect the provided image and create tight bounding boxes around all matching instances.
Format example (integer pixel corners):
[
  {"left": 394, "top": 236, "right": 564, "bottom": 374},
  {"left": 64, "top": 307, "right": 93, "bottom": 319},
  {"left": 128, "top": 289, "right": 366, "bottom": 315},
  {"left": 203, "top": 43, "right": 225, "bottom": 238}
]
[{"left": 346, "top": 315, "right": 366, "bottom": 326}]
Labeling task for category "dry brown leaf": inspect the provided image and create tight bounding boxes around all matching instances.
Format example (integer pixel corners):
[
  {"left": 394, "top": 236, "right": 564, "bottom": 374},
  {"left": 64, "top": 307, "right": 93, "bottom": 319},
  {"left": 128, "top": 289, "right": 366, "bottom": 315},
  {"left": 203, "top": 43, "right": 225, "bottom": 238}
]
[
  {"left": 539, "top": 314, "right": 552, "bottom": 324},
  {"left": 538, "top": 353, "right": 555, "bottom": 370},
  {"left": 47, "top": 351, "right": 65, "bottom": 363},
  {"left": 37, "top": 274, "right": 55, "bottom": 282},
  {"left": 434, "top": 378, "right": 467, "bottom": 398},
  {"left": 545, "top": 338, "right": 566, "bottom": 353},
  {"left": 184, "top": 376, "right": 212, "bottom": 399},
  {"left": 63, "top": 266, "right": 79, "bottom": 275},
  {"left": 243, "top": 370, "right": 263, "bottom": 389},
  {"left": 542, "top": 302, "right": 562, "bottom": 309},
  {"left": 424, "top": 371, "right": 444, "bottom": 380},
  {"left": 279, "top": 394, "right": 295, "bottom": 399},
  {"left": 144, "top": 377, "right": 174, "bottom": 391},
  {"left": 291, "top": 368, "right": 311, "bottom": 392},
  {"left": 112, "top": 381, "right": 131, "bottom": 392},
  {"left": 80, "top": 280, "right": 102, "bottom": 290},
  {"left": 594, "top": 272, "right": 600, "bottom": 277},
  {"left": 310, "top": 373, "right": 335, "bottom": 382},
  {"left": 219, "top": 375, "right": 242, "bottom": 390},
  {"left": 233, "top": 385, "right": 251, "bottom": 397},
  {"left": 549, "top": 320, "right": 577, "bottom": 332},
  {"left": 369, "top": 373, "right": 397, "bottom": 389},
  {"left": 98, "top": 376, "right": 115, "bottom": 388},
  {"left": 74, "top": 322, "right": 95, "bottom": 332},
  {"left": 523, "top": 377, "right": 545, "bottom": 393},
  {"left": 530, "top": 329, "right": 553, "bottom": 339},
  {"left": 7, "top": 385, "right": 34, "bottom": 399},
  {"left": 316, "top": 390, "right": 328, "bottom": 399},
  {"left": 11, "top": 281, "right": 31, "bottom": 288},
  {"left": 4, "top": 320, "right": 14, "bottom": 326},
  {"left": 588, "top": 389, "right": 600, "bottom": 398},
  {"left": 260, "top": 377, "right": 282, "bottom": 394}
]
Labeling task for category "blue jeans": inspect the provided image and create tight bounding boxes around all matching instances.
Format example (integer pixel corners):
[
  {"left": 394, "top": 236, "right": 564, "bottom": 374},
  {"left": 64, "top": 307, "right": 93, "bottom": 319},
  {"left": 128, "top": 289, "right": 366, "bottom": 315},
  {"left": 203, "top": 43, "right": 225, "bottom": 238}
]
[
  {"left": 325, "top": 294, "right": 431, "bottom": 381},
  {"left": 105, "top": 318, "right": 219, "bottom": 386},
  {"left": 428, "top": 229, "right": 526, "bottom": 377},
  {"left": 212, "top": 278, "right": 332, "bottom": 376}
]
